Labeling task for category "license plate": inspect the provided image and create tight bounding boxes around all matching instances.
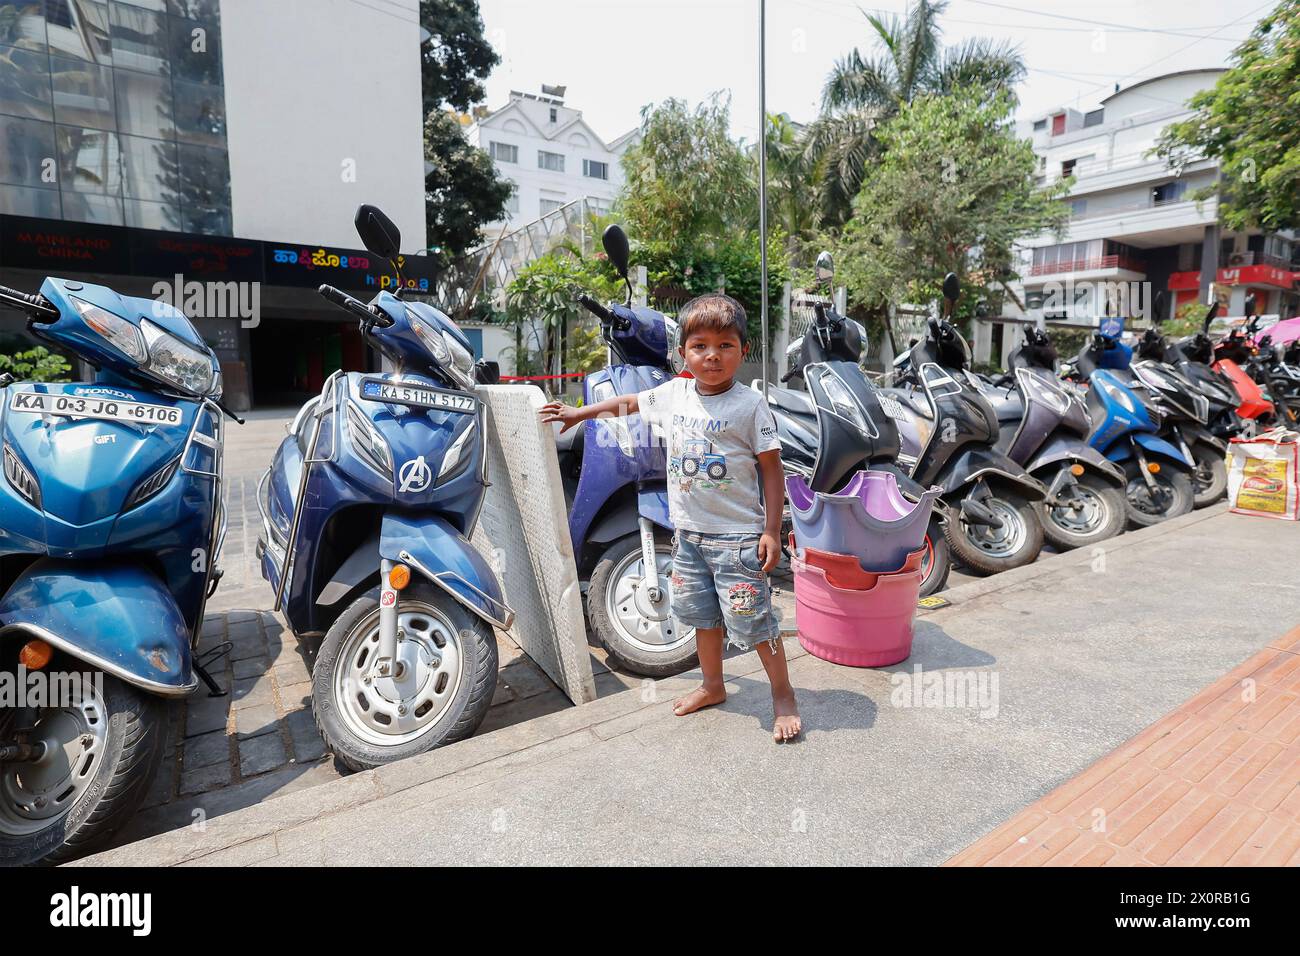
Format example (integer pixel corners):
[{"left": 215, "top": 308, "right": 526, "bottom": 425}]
[
  {"left": 8, "top": 391, "right": 183, "bottom": 427},
  {"left": 360, "top": 378, "right": 476, "bottom": 413},
  {"left": 876, "top": 394, "right": 906, "bottom": 420}
]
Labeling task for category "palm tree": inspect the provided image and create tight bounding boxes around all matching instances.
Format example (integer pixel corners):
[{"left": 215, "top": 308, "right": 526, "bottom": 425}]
[
  {"left": 806, "top": 0, "right": 1025, "bottom": 228},
  {"left": 764, "top": 112, "right": 820, "bottom": 258}
]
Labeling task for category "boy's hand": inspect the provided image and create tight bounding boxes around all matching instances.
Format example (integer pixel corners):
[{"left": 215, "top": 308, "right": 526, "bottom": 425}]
[
  {"left": 757, "top": 531, "right": 781, "bottom": 573},
  {"left": 540, "top": 401, "right": 582, "bottom": 432}
]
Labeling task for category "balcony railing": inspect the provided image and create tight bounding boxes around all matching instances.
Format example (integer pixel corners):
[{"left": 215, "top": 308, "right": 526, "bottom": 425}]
[{"left": 1026, "top": 255, "right": 1147, "bottom": 277}]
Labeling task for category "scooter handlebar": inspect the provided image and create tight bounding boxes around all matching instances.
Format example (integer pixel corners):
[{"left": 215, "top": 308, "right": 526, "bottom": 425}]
[
  {"left": 318, "top": 284, "right": 391, "bottom": 327},
  {"left": 0, "top": 284, "right": 58, "bottom": 323},
  {"left": 578, "top": 295, "right": 630, "bottom": 331}
]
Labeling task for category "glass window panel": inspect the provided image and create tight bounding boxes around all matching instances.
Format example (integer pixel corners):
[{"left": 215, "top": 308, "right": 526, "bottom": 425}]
[
  {"left": 172, "top": 78, "right": 223, "bottom": 146},
  {"left": 125, "top": 196, "right": 179, "bottom": 229},
  {"left": 182, "top": 202, "right": 228, "bottom": 235},
  {"left": 59, "top": 187, "right": 122, "bottom": 224},
  {"left": 118, "top": 131, "right": 174, "bottom": 201},
  {"left": 56, "top": 123, "right": 120, "bottom": 193},
  {"left": 50, "top": 54, "right": 115, "bottom": 129},
  {"left": 45, "top": 0, "right": 111, "bottom": 63},
  {"left": 169, "top": 15, "right": 219, "bottom": 84},
  {"left": 112, "top": 0, "right": 166, "bottom": 11},
  {"left": 166, "top": 0, "right": 218, "bottom": 20},
  {"left": 108, "top": 0, "right": 168, "bottom": 74},
  {"left": 0, "top": 42, "right": 53, "bottom": 120},
  {"left": 0, "top": 3, "right": 49, "bottom": 51},
  {"left": 0, "top": 182, "right": 60, "bottom": 217},
  {"left": 0, "top": 113, "right": 57, "bottom": 187},
  {"left": 114, "top": 67, "right": 173, "bottom": 138},
  {"left": 177, "top": 141, "right": 228, "bottom": 205}
]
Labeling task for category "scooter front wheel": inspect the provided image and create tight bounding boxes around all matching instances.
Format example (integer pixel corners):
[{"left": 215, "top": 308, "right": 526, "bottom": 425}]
[
  {"left": 1190, "top": 443, "right": 1228, "bottom": 509},
  {"left": 1123, "top": 460, "right": 1194, "bottom": 527},
  {"left": 588, "top": 535, "right": 697, "bottom": 678},
  {"left": 0, "top": 667, "right": 167, "bottom": 867},
  {"left": 1041, "top": 472, "right": 1126, "bottom": 550},
  {"left": 918, "top": 517, "right": 951, "bottom": 597},
  {"left": 945, "top": 487, "right": 1045, "bottom": 576},
  {"left": 312, "top": 582, "right": 497, "bottom": 773}
]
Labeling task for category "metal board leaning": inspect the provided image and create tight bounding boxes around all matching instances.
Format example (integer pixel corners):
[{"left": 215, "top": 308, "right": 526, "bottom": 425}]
[{"left": 471, "top": 384, "right": 596, "bottom": 704}]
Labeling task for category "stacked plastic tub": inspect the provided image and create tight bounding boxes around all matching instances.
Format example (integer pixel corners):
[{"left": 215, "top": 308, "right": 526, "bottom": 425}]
[{"left": 786, "top": 471, "right": 939, "bottom": 667}]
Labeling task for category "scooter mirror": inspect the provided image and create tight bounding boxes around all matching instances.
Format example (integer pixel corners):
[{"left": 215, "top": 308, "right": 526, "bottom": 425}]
[
  {"left": 942, "top": 272, "right": 960, "bottom": 304},
  {"left": 602, "top": 225, "right": 630, "bottom": 280},
  {"left": 474, "top": 360, "right": 500, "bottom": 385},
  {"left": 1152, "top": 290, "right": 1167, "bottom": 323},
  {"left": 815, "top": 251, "right": 834, "bottom": 285},
  {"left": 354, "top": 204, "right": 401, "bottom": 260},
  {"left": 1244, "top": 293, "right": 1256, "bottom": 318},
  {"left": 1203, "top": 301, "right": 1220, "bottom": 331}
]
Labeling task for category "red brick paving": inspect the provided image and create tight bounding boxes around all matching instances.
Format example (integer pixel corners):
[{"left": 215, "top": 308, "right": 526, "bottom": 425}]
[{"left": 946, "top": 626, "right": 1300, "bottom": 866}]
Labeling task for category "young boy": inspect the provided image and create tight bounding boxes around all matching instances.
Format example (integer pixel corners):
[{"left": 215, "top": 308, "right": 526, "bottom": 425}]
[{"left": 540, "top": 294, "right": 801, "bottom": 742}]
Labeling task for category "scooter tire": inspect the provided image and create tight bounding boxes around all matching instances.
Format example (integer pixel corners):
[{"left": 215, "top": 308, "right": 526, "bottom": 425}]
[
  {"left": 312, "top": 582, "right": 498, "bottom": 774},
  {"left": 1041, "top": 472, "right": 1126, "bottom": 550},
  {"left": 588, "top": 535, "right": 698, "bottom": 678},
  {"left": 1123, "top": 460, "right": 1195, "bottom": 527},
  {"left": 1191, "top": 443, "right": 1228, "bottom": 509},
  {"left": 918, "top": 517, "right": 951, "bottom": 597},
  {"left": 945, "top": 486, "right": 1045, "bottom": 576},
  {"left": 0, "top": 669, "right": 167, "bottom": 867}
]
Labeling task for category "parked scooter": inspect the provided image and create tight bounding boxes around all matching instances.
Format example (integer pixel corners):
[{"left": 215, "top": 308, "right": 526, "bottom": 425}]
[
  {"left": 0, "top": 278, "right": 233, "bottom": 865},
  {"left": 257, "top": 206, "right": 511, "bottom": 771},
  {"left": 1166, "top": 302, "right": 1253, "bottom": 441},
  {"left": 1210, "top": 308, "right": 1277, "bottom": 427},
  {"left": 762, "top": 252, "right": 950, "bottom": 595},
  {"left": 555, "top": 224, "right": 688, "bottom": 676},
  {"left": 880, "top": 274, "right": 1048, "bottom": 576},
  {"left": 978, "top": 326, "right": 1127, "bottom": 549},
  {"left": 1067, "top": 331, "right": 1196, "bottom": 526}
]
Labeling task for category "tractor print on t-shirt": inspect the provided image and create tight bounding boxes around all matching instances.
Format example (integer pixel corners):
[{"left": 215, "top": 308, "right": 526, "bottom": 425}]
[{"left": 669, "top": 437, "right": 733, "bottom": 493}]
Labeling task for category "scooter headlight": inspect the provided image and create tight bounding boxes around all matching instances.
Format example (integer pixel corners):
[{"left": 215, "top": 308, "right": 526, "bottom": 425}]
[
  {"left": 1099, "top": 378, "right": 1138, "bottom": 415},
  {"left": 71, "top": 297, "right": 145, "bottom": 363},
  {"left": 3, "top": 443, "right": 40, "bottom": 509},
  {"left": 437, "top": 416, "right": 477, "bottom": 484},
  {"left": 814, "top": 368, "right": 868, "bottom": 432},
  {"left": 140, "top": 320, "right": 217, "bottom": 397},
  {"left": 345, "top": 400, "right": 394, "bottom": 478},
  {"left": 1019, "top": 370, "right": 1071, "bottom": 416},
  {"left": 409, "top": 312, "right": 452, "bottom": 367}
]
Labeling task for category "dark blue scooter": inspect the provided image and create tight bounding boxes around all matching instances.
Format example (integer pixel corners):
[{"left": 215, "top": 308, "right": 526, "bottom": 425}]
[
  {"left": 257, "top": 206, "right": 512, "bottom": 771},
  {"left": 553, "top": 225, "right": 688, "bottom": 676},
  {"left": 0, "top": 277, "right": 232, "bottom": 865}
]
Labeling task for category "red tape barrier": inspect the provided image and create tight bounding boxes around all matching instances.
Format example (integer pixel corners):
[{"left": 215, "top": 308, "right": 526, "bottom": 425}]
[{"left": 500, "top": 372, "right": 588, "bottom": 381}]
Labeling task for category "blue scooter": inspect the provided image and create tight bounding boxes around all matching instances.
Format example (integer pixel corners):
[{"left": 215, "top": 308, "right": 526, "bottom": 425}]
[
  {"left": 1067, "top": 330, "right": 1195, "bottom": 526},
  {"left": 257, "top": 205, "right": 512, "bottom": 772},
  {"left": 553, "top": 225, "right": 689, "bottom": 677},
  {"left": 0, "top": 278, "right": 231, "bottom": 865}
]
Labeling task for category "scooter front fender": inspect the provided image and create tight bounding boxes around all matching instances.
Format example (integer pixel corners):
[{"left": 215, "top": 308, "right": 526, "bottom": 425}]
[
  {"left": 1026, "top": 435, "right": 1126, "bottom": 487},
  {"left": 938, "top": 446, "right": 1048, "bottom": 502},
  {"left": 0, "top": 559, "right": 195, "bottom": 697},
  {"left": 380, "top": 512, "right": 514, "bottom": 630},
  {"left": 1107, "top": 433, "right": 1194, "bottom": 470}
]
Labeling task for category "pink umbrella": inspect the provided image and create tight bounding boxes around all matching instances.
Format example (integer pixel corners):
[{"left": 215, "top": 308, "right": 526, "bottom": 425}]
[{"left": 1259, "top": 317, "right": 1300, "bottom": 346}]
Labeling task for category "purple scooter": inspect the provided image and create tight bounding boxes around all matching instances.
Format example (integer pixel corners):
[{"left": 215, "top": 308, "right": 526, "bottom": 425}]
[{"left": 553, "top": 225, "right": 691, "bottom": 676}]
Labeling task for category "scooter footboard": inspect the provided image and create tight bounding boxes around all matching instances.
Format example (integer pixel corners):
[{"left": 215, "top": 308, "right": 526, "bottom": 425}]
[
  {"left": 1026, "top": 435, "right": 1126, "bottom": 487},
  {"left": 1107, "top": 433, "right": 1194, "bottom": 470},
  {"left": 379, "top": 512, "right": 514, "bottom": 629},
  {"left": 0, "top": 559, "right": 195, "bottom": 696}
]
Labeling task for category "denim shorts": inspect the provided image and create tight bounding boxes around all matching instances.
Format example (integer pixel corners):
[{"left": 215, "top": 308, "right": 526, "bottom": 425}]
[{"left": 670, "top": 530, "right": 780, "bottom": 652}]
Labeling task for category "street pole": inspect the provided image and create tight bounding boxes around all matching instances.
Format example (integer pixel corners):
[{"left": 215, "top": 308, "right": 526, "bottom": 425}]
[{"left": 759, "top": 0, "right": 769, "bottom": 400}]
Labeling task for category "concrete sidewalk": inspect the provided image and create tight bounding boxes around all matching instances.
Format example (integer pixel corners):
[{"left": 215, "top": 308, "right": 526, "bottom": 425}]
[{"left": 77, "top": 505, "right": 1300, "bottom": 866}]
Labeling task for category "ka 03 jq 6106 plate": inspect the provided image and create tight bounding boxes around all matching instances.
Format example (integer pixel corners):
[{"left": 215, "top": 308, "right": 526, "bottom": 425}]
[
  {"left": 360, "top": 378, "right": 476, "bottom": 413},
  {"left": 8, "top": 391, "right": 184, "bottom": 426}
]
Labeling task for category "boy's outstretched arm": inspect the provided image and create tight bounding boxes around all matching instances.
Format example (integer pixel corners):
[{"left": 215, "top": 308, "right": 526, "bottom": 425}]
[
  {"left": 539, "top": 393, "right": 639, "bottom": 432},
  {"left": 756, "top": 448, "right": 785, "bottom": 572}
]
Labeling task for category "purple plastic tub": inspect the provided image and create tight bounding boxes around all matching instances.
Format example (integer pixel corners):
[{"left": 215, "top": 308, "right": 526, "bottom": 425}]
[{"left": 785, "top": 470, "right": 940, "bottom": 572}]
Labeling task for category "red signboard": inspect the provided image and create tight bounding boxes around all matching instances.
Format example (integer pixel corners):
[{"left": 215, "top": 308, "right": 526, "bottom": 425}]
[{"left": 1167, "top": 266, "right": 1297, "bottom": 292}]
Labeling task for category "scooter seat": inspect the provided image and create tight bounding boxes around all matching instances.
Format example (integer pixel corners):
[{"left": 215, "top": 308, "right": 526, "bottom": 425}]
[{"left": 754, "top": 380, "right": 816, "bottom": 418}]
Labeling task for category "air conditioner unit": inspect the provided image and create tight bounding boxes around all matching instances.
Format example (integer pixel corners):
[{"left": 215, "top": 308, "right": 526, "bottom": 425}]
[{"left": 1228, "top": 252, "right": 1255, "bottom": 267}]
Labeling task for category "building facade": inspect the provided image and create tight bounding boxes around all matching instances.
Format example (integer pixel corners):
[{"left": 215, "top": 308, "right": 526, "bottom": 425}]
[
  {"left": 467, "top": 86, "right": 636, "bottom": 237},
  {"left": 0, "top": 0, "right": 430, "bottom": 408},
  {"left": 975, "top": 69, "right": 1299, "bottom": 367}
]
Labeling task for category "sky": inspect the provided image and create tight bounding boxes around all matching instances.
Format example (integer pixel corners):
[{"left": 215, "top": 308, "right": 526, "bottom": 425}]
[{"left": 474, "top": 0, "right": 1274, "bottom": 144}]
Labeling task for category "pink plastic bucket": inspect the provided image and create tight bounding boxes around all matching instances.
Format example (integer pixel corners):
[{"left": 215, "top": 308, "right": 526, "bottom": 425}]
[{"left": 793, "top": 555, "right": 921, "bottom": 667}]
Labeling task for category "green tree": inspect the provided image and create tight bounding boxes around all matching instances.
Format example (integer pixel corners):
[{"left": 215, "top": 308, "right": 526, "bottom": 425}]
[
  {"left": 0, "top": 347, "right": 72, "bottom": 383},
  {"left": 418, "top": 0, "right": 512, "bottom": 258},
  {"left": 805, "top": 0, "right": 1024, "bottom": 228},
  {"left": 505, "top": 251, "right": 619, "bottom": 383},
  {"left": 619, "top": 94, "right": 756, "bottom": 240},
  {"left": 765, "top": 112, "right": 820, "bottom": 258},
  {"left": 838, "top": 88, "right": 1069, "bottom": 323},
  {"left": 1155, "top": 2, "right": 1300, "bottom": 231}
]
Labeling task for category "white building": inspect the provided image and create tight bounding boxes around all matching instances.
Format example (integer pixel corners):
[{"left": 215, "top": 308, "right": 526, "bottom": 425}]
[
  {"left": 468, "top": 86, "right": 637, "bottom": 236},
  {"left": 975, "top": 69, "right": 1299, "bottom": 367}
]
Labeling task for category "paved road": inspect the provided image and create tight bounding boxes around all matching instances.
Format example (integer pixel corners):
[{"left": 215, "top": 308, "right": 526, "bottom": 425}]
[{"left": 81, "top": 505, "right": 1300, "bottom": 866}]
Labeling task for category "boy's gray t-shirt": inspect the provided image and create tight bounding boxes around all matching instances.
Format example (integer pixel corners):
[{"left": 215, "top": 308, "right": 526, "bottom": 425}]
[{"left": 636, "top": 377, "right": 782, "bottom": 534}]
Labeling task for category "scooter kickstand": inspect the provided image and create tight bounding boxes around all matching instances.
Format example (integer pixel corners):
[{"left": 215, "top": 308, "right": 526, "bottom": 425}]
[{"left": 195, "top": 641, "right": 233, "bottom": 697}]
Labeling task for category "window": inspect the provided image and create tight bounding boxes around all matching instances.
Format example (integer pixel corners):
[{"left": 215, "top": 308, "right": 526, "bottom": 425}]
[
  {"left": 489, "top": 141, "right": 517, "bottom": 163},
  {"left": 1084, "top": 109, "right": 1104, "bottom": 127},
  {"left": 538, "top": 150, "right": 564, "bottom": 172},
  {"left": 539, "top": 197, "right": 564, "bottom": 215},
  {"left": 1061, "top": 159, "right": 1076, "bottom": 179},
  {"left": 1152, "top": 180, "right": 1186, "bottom": 205},
  {"left": 1032, "top": 119, "right": 1046, "bottom": 131},
  {"left": 1051, "top": 113, "right": 1066, "bottom": 135},
  {"left": 549, "top": 107, "right": 557, "bottom": 123},
  {"left": 504, "top": 192, "right": 519, "bottom": 214},
  {"left": 1070, "top": 199, "right": 1087, "bottom": 216},
  {"left": 583, "top": 159, "right": 608, "bottom": 180}
]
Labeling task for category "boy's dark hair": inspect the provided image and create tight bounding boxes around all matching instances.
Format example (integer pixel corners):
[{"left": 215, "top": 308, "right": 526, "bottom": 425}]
[{"left": 677, "top": 293, "right": 748, "bottom": 346}]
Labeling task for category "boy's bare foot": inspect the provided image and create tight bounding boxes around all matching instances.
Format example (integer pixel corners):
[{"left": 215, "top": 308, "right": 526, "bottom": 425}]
[
  {"left": 673, "top": 685, "right": 726, "bottom": 716},
  {"left": 773, "top": 692, "right": 801, "bottom": 742}
]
